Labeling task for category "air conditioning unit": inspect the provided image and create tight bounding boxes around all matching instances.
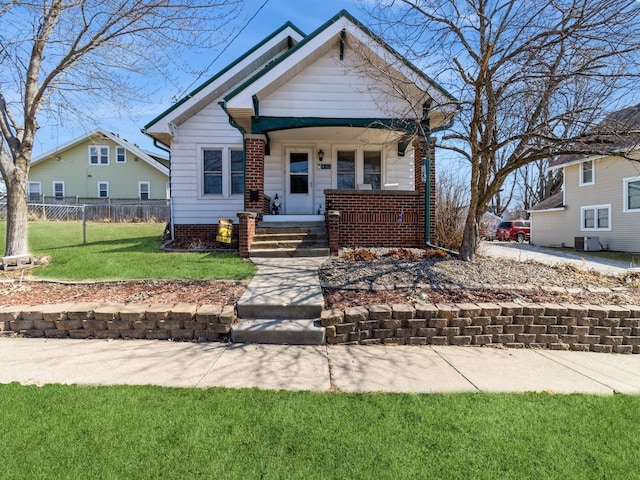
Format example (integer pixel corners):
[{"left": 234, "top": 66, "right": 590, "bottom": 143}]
[{"left": 574, "top": 236, "right": 601, "bottom": 252}]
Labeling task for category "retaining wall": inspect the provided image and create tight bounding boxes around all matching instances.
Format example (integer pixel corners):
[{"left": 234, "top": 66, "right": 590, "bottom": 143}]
[
  {"left": 320, "top": 302, "right": 640, "bottom": 354},
  {"left": 0, "top": 303, "right": 235, "bottom": 341}
]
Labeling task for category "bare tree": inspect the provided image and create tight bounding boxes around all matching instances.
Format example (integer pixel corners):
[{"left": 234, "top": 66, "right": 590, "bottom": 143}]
[
  {"left": 0, "top": 0, "right": 242, "bottom": 257},
  {"left": 364, "top": 0, "right": 640, "bottom": 260},
  {"left": 518, "top": 159, "right": 563, "bottom": 211},
  {"left": 433, "top": 167, "right": 469, "bottom": 251}
]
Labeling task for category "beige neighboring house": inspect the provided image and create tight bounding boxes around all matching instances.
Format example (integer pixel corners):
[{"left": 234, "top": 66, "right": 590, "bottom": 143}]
[
  {"left": 530, "top": 103, "right": 640, "bottom": 252},
  {"left": 29, "top": 129, "right": 170, "bottom": 201}
]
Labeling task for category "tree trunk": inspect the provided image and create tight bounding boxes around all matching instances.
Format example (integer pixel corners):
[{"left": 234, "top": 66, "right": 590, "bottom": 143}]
[
  {"left": 4, "top": 172, "right": 30, "bottom": 257},
  {"left": 459, "top": 214, "right": 479, "bottom": 261}
]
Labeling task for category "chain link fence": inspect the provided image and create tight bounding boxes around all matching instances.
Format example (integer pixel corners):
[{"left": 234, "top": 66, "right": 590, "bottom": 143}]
[{"left": 0, "top": 197, "right": 170, "bottom": 223}]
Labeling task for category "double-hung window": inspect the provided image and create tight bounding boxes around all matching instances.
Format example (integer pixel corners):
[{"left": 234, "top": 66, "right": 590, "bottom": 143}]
[
  {"left": 580, "top": 160, "right": 594, "bottom": 185},
  {"left": 53, "top": 181, "right": 64, "bottom": 200},
  {"left": 139, "top": 181, "right": 150, "bottom": 200},
  {"left": 581, "top": 204, "right": 610, "bottom": 231},
  {"left": 89, "top": 145, "right": 109, "bottom": 165},
  {"left": 116, "top": 146, "right": 126, "bottom": 163},
  {"left": 202, "top": 146, "right": 244, "bottom": 197},
  {"left": 623, "top": 176, "right": 640, "bottom": 212},
  {"left": 28, "top": 181, "right": 41, "bottom": 202},
  {"left": 337, "top": 151, "right": 356, "bottom": 189},
  {"left": 98, "top": 182, "right": 109, "bottom": 198},
  {"left": 363, "top": 151, "right": 382, "bottom": 189}
]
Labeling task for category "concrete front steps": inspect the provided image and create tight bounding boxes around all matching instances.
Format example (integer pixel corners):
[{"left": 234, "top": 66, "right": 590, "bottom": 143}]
[
  {"left": 249, "top": 218, "right": 329, "bottom": 258},
  {"left": 233, "top": 257, "right": 327, "bottom": 345}
]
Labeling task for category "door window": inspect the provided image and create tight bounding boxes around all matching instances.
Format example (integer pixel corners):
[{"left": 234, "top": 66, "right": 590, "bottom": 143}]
[{"left": 289, "top": 152, "right": 309, "bottom": 194}]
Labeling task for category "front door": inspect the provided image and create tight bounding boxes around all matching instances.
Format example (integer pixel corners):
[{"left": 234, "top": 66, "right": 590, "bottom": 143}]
[{"left": 285, "top": 148, "right": 313, "bottom": 214}]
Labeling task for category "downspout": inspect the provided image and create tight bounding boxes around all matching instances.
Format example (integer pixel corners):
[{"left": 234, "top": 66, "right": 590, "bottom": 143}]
[
  {"left": 218, "top": 101, "right": 247, "bottom": 210},
  {"left": 151, "top": 139, "right": 174, "bottom": 241},
  {"left": 422, "top": 114, "right": 458, "bottom": 256}
]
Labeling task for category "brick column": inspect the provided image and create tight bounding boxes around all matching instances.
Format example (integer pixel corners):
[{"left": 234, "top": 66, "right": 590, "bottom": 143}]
[
  {"left": 326, "top": 210, "right": 340, "bottom": 255},
  {"left": 237, "top": 211, "right": 257, "bottom": 258},
  {"left": 413, "top": 137, "right": 436, "bottom": 245},
  {"left": 245, "top": 135, "right": 266, "bottom": 213}
]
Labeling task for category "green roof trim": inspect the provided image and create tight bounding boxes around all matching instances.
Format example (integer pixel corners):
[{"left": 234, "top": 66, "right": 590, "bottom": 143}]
[
  {"left": 224, "top": 9, "right": 458, "bottom": 106},
  {"left": 143, "top": 21, "right": 306, "bottom": 131},
  {"left": 251, "top": 116, "right": 427, "bottom": 135}
]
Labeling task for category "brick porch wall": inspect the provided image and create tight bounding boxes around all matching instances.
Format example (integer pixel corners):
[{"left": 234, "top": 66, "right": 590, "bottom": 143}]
[{"left": 325, "top": 136, "right": 436, "bottom": 249}]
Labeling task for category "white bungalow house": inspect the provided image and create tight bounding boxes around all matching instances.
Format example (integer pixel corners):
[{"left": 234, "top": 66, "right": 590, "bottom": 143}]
[
  {"left": 30, "top": 129, "right": 169, "bottom": 201},
  {"left": 143, "top": 10, "right": 458, "bottom": 256},
  {"left": 530, "top": 103, "right": 640, "bottom": 253}
]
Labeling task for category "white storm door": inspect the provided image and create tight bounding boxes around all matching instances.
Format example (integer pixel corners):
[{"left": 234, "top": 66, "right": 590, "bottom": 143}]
[{"left": 285, "top": 149, "right": 313, "bottom": 214}]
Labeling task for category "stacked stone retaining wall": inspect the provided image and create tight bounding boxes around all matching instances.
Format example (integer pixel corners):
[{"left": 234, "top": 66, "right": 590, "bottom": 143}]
[
  {"left": 320, "top": 302, "right": 640, "bottom": 354},
  {"left": 0, "top": 303, "right": 235, "bottom": 341}
]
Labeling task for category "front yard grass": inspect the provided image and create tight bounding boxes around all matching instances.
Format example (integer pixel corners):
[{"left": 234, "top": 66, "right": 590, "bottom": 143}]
[
  {"left": 0, "top": 221, "right": 255, "bottom": 280},
  {"left": 1, "top": 383, "right": 639, "bottom": 479}
]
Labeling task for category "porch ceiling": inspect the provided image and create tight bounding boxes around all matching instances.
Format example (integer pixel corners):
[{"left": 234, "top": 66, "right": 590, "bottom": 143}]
[{"left": 267, "top": 126, "right": 407, "bottom": 143}]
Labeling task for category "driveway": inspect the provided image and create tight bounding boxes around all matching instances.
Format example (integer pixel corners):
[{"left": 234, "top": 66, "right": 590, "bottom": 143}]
[{"left": 479, "top": 241, "right": 637, "bottom": 276}]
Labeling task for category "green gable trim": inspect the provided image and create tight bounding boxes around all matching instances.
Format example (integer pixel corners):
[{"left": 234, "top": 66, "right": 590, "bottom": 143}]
[
  {"left": 250, "top": 116, "right": 426, "bottom": 135},
  {"left": 143, "top": 22, "right": 306, "bottom": 131},
  {"left": 224, "top": 9, "right": 458, "bottom": 106}
]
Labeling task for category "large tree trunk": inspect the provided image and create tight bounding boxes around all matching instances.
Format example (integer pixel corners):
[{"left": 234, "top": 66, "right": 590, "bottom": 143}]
[
  {"left": 4, "top": 167, "right": 30, "bottom": 257},
  {"left": 459, "top": 210, "right": 479, "bottom": 261}
]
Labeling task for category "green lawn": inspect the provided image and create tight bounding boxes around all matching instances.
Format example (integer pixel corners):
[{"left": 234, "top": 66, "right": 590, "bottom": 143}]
[
  {"left": 0, "top": 383, "right": 638, "bottom": 479},
  {"left": 0, "top": 221, "right": 256, "bottom": 280}
]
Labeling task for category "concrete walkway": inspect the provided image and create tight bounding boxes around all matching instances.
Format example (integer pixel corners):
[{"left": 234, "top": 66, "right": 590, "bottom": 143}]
[
  {"left": 480, "top": 242, "right": 639, "bottom": 276},
  {"left": 2, "top": 337, "right": 640, "bottom": 394},
  {"left": 236, "top": 257, "right": 326, "bottom": 319}
]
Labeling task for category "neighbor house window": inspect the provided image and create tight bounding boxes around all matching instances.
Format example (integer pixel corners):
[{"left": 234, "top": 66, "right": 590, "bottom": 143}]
[
  {"left": 139, "top": 181, "right": 150, "bottom": 200},
  {"left": 53, "top": 181, "right": 64, "bottom": 200},
  {"left": 580, "top": 159, "right": 594, "bottom": 185},
  {"left": 202, "top": 146, "right": 243, "bottom": 197},
  {"left": 116, "top": 146, "right": 126, "bottom": 163},
  {"left": 363, "top": 151, "right": 382, "bottom": 189},
  {"left": 581, "top": 204, "right": 610, "bottom": 231},
  {"left": 623, "top": 176, "right": 640, "bottom": 212},
  {"left": 98, "top": 182, "right": 109, "bottom": 198},
  {"left": 89, "top": 145, "right": 109, "bottom": 165},
  {"left": 337, "top": 150, "right": 356, "bottom": 189},
  {"left": 28, "top": 181, "right": 41, "bottom": 202}
]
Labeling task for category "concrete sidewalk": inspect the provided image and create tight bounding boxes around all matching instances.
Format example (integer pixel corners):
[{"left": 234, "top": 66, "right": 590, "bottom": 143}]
[{"left": 2, "top": 337, "right": 640, "bottom": 394}]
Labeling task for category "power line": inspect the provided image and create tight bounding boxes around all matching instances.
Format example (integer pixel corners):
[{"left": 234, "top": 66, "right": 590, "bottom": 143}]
[{"left": 177, "top": 0, "right": 271, "bottom": 99}]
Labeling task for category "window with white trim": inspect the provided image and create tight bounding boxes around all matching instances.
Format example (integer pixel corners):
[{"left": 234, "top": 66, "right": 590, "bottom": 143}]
[
  {"left": 53, "top": 181, "right": 64, "bottom": 200},
  {"left": 623, "top": 176, "right": 640, "bottom": 212},
  {"left": 28, "top": 181, "right": 41, "bottom": 202},
  {"left": 98, "top": 182, "right": 109, "bottom": 198},
  {"left": 139, "top": 181, "right": 150, "bottom": 200},
  {"left": 89, "top": 145, "right": 109, "bottom": 165},
  {"left": 116, "top": 146, "right": 126, "bottom": 163},
  {"left": 580, "top": 160, "right": 594, "bottom": 186},
  {"left": 363, "top": 151, "right": 382, "bottom": 189},
  {"left": 337, "top": 150, "right": 356, "bottom": 189},
  {"left": 581, "top": 204, "right": 611, "bottom": 231},
  {"left": 202, "top": 146, "right": 244, "bottom": 197}
]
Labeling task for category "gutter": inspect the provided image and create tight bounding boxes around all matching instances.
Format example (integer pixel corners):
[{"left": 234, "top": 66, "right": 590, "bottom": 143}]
[
  {"left": 423, "top": 114, "right": 459, "bottom": 256},
  {"left": 141, "top": 129, "right": 174, "bottom": 240}
]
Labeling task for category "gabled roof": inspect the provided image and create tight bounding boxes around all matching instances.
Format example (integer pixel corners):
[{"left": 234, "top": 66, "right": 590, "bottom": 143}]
[
  {"left": 32, "top": 129, "right": 169, "bottom": 176},
  {"left": 143, "top": 21, "right": 306, "bottom": 144},
  {"left": 529, "top": 191, "right": 564, "bottom": 212},
  {"left": 143, "top": 10, "right": 458, "bottom": 144},
  {"left": 550, "top": 103, "right": 640, "bottom": 170}
]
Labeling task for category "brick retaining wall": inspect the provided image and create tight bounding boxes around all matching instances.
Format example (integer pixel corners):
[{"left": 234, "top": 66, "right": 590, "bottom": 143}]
[
  {"left": 4, "top": 301, "right": 640, "bottom": 353},
  {"left": 320, "top": 302, "right": 640, "bottom": 353},
  {"left": 0, "top": 303, "right": 235, "bottom": 341}
]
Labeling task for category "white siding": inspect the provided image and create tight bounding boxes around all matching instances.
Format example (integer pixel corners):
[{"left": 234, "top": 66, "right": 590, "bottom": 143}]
[
  {"left": 170, "top": 102, "right": 244, "bottom": 224},
  {"left": 532, "top": 157, "right": 640, "bottom": 252},
  {"left": 260, "top": 51, "right": 417, "bottom": 119}
]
